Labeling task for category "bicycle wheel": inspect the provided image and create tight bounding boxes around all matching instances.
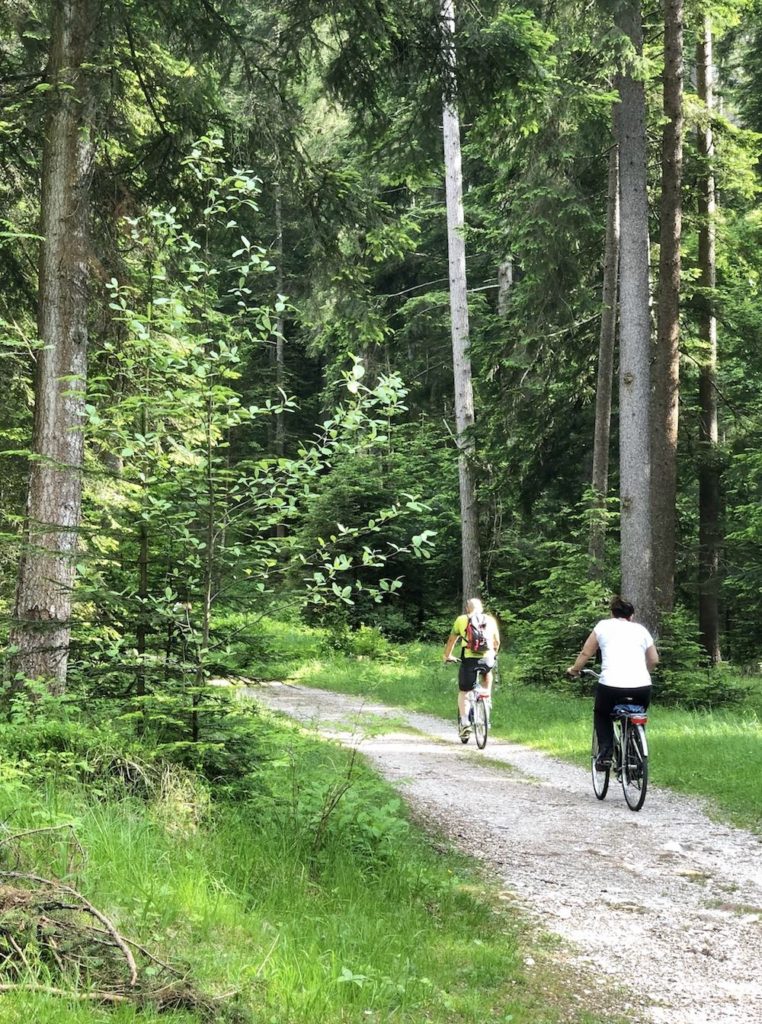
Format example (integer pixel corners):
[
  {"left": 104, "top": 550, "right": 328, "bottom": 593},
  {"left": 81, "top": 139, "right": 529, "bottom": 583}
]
[
  {"left": 473, "top": 698, "right": 489, "bottom": 749},
  {"left": 621, "top": 723, "right": 648, "bottom": 811},
  {"left": 591, "top": 728, "right": 610, "bottom": 800}
]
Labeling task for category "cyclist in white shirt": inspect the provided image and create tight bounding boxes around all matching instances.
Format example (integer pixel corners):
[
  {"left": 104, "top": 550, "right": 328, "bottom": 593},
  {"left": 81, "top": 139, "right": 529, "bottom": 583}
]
[{"left": 567, "top": 596, "right": 659, "bottom": 769}]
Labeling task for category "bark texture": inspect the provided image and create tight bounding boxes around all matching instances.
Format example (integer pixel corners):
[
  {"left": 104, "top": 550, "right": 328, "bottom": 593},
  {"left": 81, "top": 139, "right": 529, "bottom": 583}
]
[
  {"left": 614, "top": 1, "right": 655, "bottom": 632},
  {"left": 651, "top": 0, "right": 684, "bottom": 618},
  {"left": 9, "top": 0, "right": 96, "bottom": 691},
  {"left": 588, "top": 140, "right": 620, "bottom": 577},
  {"left": 441, "top": 0, "right": 481, "bottom": 600},
  {"left": 696, "top": 20, "right": 722, "bottom": 664},
  {"left": 497, "top": 259, "right": 513, "bottom": 317}
]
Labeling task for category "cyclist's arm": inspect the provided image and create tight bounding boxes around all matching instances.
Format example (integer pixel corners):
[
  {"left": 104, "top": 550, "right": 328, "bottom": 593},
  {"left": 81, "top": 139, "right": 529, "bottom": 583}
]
[
  {"left": 567, "top": 631, "right": 599, "bottom": 677},
  {"left": 443, "top": 633, "right": 460, "bottom": 663},
  {"left": 646, "top": 644, "right": 659, "bottom": 671}
]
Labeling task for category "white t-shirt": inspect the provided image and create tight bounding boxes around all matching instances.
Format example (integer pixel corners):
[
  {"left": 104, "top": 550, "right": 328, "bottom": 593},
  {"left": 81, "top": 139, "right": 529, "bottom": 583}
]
[{"left": 593, "top": 618, "right": 655, "bottom": 689}]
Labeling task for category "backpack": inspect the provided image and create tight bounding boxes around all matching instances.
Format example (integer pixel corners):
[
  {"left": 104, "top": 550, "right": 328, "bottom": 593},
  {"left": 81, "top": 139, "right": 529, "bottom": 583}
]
[{"left": 464, "top": 613, "right": 489, "bottom": 654}]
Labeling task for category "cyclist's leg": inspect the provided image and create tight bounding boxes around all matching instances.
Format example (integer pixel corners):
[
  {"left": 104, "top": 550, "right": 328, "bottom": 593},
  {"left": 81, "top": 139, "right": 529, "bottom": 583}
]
[
  {"left": 593, "top": 682, "right": 618, "bottom": 761},
  {"left": 478, "top": 652, "right": 496, "bottom": 695},
  {"left": 458, "top": 689, "right": 468, "bottom": 723}
]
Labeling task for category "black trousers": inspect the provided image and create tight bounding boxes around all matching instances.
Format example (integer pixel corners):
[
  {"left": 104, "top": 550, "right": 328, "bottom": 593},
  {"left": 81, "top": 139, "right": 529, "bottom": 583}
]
[{"left": 594, "top": 682, "right": 652, "bottom": 756}]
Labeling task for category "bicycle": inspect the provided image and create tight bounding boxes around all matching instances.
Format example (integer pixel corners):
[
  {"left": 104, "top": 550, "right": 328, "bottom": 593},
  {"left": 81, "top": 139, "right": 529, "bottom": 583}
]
[
  {"left": 582, "top": 668, "right": 649, "bottom": 811},
  {"left": 461, "top": 682, "right": 491, "bottom": 749},
  {"left": 446, "top": 658, "right": 491, "bottom": 749}
]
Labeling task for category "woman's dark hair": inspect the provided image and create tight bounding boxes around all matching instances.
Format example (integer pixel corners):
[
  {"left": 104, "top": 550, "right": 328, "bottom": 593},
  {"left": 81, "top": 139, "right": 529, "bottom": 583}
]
[{"left": 610, "top": 595, "right": 635, "bottom": 619}]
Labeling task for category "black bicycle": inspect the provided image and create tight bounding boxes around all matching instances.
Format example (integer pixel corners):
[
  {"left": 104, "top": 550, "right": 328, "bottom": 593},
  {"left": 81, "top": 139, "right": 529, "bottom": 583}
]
[{"left": 583, "top": 669, "right": 649, "bottom": 811}]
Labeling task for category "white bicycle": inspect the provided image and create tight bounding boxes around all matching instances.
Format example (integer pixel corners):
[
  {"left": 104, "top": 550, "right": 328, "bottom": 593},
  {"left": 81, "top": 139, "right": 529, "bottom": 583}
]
[
  {"left": 446, "top": 658, "right": 492, "bottom": 749},
  {"left": 461, "top": 682, "right": 491, "bottom": 749}
]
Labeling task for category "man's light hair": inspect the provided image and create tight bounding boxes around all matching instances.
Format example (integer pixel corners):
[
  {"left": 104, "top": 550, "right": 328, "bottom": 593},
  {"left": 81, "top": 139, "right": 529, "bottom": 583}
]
[{"left": 465, "top": 597, "right": 483, "bottom": 614}]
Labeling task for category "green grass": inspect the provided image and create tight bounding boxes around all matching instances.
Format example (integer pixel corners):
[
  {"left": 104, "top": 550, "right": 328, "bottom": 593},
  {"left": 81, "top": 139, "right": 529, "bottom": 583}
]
[
  {"left": 284, "top": 643, "right": 762, "bottom": 833},
  {"left": 0, "top": 998, "right": 195, "bottom": 1024},
  {"left": 0, "top": 711, "right": 615, "bottom": 1024}
]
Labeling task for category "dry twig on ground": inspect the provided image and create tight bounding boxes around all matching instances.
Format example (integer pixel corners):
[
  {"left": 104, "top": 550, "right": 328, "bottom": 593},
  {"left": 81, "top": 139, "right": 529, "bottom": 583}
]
[{"left": 0, "top": 838, "right": 242, "bottom": 1020}]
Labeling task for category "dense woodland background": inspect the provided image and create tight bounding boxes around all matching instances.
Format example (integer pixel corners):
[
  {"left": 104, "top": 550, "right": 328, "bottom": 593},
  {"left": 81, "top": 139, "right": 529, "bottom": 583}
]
[
  {"left": 2, "top": 3, "right": 762, "bottom": 1019},
  {"left": 2, "top": 0, "right": 762, "bottom": 713}
]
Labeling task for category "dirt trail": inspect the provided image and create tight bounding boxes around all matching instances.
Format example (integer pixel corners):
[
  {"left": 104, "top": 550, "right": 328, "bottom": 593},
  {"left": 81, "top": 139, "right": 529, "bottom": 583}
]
[{"left": 248, "top": 682, "right": 762, "bottom": 1024}]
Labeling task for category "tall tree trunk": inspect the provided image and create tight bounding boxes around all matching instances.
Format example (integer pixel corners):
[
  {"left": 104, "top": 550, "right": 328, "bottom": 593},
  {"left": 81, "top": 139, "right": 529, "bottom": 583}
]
[
  {"left": 274, "top": 180, "right": 287, "bottom": 539},
  {"left": 588, "top": 139, "right": 620, "bottom": 578},
  {"left": 651, "top": 0, "right": 684, "bottom": 618},
  {"left": 614, "top": 1, "right": 655, "bottom": 631},
  {"left": 441, "top": 0, "right": 481, "bottom": 601},
  {"left": 696, "top": 18, "right": 722, "bottom": 663},
  {"left": 497, "top": 258, "right": 513, "bottom": 317},
  {"left": 193, "top": 414, "right": 215, "bottom": 745},
  {"left": 9, "top": 0, "right": 96, "bottom": 692},
  {"left": 274, "top": 179, "right": 286, "bottom": 460}
]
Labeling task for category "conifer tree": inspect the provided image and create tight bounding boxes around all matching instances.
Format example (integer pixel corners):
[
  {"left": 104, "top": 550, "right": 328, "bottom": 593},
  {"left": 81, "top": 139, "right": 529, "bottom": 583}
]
[
  {"left": 9, "top": 0, "right": 98, "bottom": 691},
  {"left": 614, "top": 0, "right": 655, "bottom": 630}
]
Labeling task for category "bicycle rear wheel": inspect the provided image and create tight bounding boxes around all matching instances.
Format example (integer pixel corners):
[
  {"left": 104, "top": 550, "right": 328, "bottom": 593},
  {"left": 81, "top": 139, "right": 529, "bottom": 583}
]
[
  {"left": 473, "top": 698, "right": 488, "bottom": 749},
  {"left": 591, "top": 728, "right": 610, "bottom": 800},
  {"left": 621, "top": 723, "right": 648, "bottom": 811}
]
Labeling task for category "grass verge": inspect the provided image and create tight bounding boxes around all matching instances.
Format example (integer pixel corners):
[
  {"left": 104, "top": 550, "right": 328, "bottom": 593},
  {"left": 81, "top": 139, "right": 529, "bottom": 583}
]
[{"left": 0, "top": 706, "right": 616, "bottom": 1024}]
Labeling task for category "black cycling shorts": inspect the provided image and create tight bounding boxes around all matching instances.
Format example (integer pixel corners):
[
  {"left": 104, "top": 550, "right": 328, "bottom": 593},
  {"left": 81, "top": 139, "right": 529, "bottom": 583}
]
[{"left": 458, "top": 653, "right": 496, "bottom": 691}]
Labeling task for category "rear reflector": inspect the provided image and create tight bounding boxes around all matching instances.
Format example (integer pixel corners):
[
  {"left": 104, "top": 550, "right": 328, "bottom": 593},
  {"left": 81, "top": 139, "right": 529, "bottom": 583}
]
[{"left": 630, "top": 716, "right": 648, "bottom": 725}]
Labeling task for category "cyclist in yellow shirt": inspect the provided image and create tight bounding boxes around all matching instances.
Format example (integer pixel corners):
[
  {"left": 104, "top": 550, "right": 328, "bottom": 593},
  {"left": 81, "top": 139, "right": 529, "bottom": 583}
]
[{"left": 443, "top": 598, "right": 500, "bottom": 738}]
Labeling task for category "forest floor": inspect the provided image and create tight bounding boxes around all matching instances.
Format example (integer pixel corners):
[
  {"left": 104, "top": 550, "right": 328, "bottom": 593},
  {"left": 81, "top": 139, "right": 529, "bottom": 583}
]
[{"left": 248, "top": 681, "right": 762, "bottom": 1024}]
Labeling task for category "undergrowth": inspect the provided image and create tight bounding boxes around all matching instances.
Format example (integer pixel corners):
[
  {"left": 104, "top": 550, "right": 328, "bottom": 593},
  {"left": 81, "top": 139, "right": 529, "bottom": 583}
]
[{"left": 0, "top": 696, "right": 611, "bottom": 1023}]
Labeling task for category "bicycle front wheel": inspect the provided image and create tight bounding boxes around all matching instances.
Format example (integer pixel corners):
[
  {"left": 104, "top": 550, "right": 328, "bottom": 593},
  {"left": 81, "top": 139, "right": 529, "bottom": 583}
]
[
  {"left": 474, "top": 698, "right": 489, "bottom": 749},
  {"left": 591, "top": 728, "right": 610, "bottom": 800},
  {"left": 621, "top": 723, "right": 648, "bottom": 811}
]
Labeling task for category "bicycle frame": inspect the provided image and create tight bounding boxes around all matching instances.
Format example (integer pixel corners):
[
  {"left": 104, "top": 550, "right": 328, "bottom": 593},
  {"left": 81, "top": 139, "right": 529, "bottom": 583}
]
[{"left": 464, "top": 683, "right": 491, "bottom": 749}]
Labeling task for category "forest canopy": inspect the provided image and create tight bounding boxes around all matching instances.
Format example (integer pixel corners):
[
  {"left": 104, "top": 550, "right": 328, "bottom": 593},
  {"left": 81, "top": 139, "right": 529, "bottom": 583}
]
[{"left": 2, "top": 0, "right": 762, "bottom": 713}]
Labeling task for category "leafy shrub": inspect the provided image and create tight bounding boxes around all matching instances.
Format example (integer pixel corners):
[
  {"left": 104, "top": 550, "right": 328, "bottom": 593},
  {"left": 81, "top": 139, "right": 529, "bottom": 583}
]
[
  {"left": 0, "top": 690, "right": 131, "bottom": 785},
  {"left": 250, "top": 736, "right": 411, "bottom": 873},
  {"left": 295, "top": 776, "right": 410, "bottom": 866},
  {"left": 317, "top": 621, "right": 400, "bottom": 659},
  {"left": 348, "top": 624, "right": 392, "bottom": 658}
]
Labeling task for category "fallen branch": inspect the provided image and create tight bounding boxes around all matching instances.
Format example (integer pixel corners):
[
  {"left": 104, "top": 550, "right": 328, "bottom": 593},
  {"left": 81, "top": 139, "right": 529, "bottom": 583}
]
[
  {"left": 0, "top": 983, "right": 129, "bottom": 1002},
  {"left": 0, "top": 871, "right": 138, "bottom": 986},
  {"left": 0, "top": 832, "right": 235, "bottom": 1020}
]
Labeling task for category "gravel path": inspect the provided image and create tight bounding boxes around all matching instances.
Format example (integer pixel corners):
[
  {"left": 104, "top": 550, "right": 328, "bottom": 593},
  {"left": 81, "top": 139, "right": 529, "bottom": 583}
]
[{"left": 247, "top": 682, "right": 762, "bottom": 1024}]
